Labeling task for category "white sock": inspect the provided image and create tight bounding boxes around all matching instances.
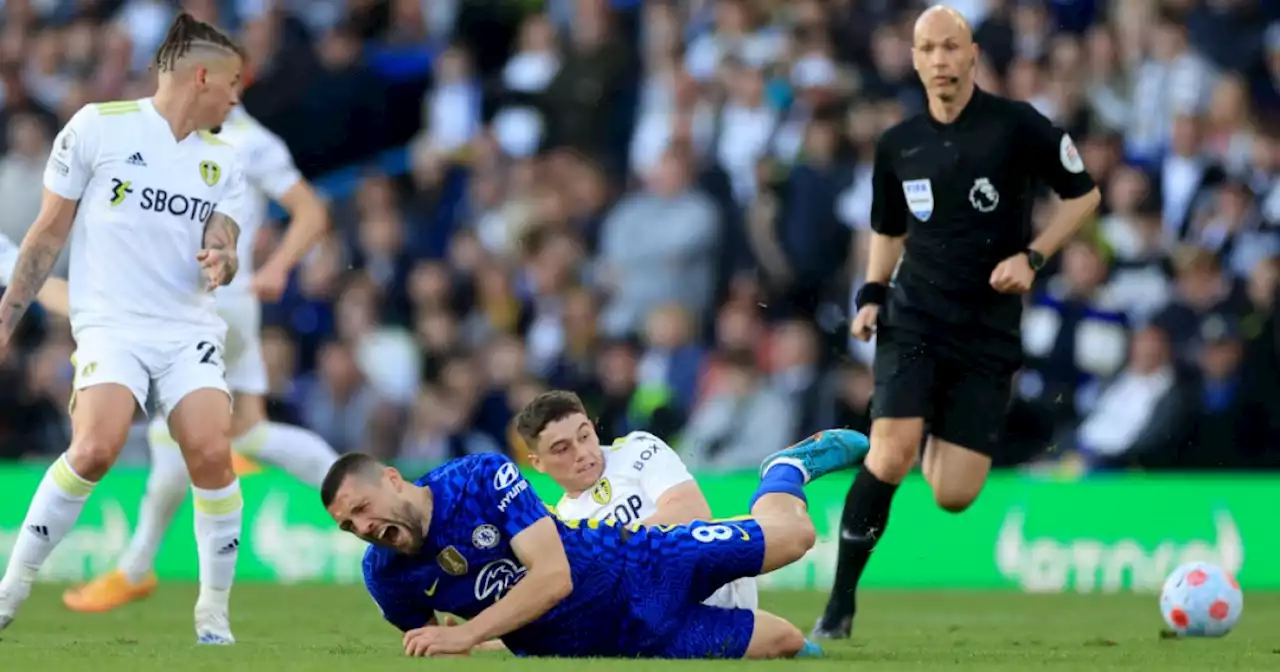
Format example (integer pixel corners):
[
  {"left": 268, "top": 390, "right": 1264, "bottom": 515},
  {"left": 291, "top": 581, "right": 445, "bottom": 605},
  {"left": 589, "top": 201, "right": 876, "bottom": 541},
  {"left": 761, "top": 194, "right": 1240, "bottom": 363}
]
[
  {"left": 192, "top": 480, "right": 242, "bottom": 611},
  {"left": 117, "top": 420, "right": 192, "bottom": 584},
  {"left": 236, "top": 422, "right": 338, "bottom": 488},
  {"left": 2, "top": 454, "right": 96, "bottom": 586}
]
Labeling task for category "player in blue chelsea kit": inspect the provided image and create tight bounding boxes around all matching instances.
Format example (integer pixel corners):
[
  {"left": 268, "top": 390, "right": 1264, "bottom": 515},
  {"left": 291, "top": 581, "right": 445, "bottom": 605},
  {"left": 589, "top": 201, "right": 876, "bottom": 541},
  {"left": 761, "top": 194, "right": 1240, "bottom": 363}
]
[{"left": 322, "top": 400, "right": 869, "bottom": 658}]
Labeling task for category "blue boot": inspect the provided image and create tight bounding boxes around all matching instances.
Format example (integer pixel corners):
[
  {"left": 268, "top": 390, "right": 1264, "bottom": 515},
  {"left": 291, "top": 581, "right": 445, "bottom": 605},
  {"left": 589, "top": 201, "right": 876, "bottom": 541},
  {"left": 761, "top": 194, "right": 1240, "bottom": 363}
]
[
  {"left": 795, "top": 638, "right": 825, "bottom": 658},
  {"left": 760, "top": 429, "right": 870, "bottom": 483}
]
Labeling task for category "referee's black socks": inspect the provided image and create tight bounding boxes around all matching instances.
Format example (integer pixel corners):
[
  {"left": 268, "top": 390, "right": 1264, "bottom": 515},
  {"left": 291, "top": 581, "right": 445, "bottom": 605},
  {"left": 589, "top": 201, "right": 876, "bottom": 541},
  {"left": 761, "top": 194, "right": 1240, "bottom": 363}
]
[{"left": 821, "top": 467, "right": 899, "bottom": 625}]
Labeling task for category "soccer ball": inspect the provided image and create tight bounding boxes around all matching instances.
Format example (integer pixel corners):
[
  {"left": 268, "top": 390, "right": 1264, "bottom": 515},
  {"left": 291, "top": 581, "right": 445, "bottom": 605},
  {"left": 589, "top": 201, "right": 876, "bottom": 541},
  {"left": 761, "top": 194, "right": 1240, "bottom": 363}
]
[{"left": 1159, "top": 562, "right": 1243, "bottom": 637}]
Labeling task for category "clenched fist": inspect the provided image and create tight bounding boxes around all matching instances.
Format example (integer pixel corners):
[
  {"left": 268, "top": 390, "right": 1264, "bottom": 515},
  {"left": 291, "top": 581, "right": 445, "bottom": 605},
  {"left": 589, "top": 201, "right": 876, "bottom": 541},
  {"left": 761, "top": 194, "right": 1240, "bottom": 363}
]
[{"left": 850, "top": 305, "right": 880, "bottom": 342}]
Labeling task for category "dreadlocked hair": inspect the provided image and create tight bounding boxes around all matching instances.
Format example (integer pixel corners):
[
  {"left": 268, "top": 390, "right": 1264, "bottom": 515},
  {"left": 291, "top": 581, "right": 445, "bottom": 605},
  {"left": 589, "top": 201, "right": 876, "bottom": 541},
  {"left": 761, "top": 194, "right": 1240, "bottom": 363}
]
[{"left": 152, "top": 12, "right": 245, "bottom": 73}]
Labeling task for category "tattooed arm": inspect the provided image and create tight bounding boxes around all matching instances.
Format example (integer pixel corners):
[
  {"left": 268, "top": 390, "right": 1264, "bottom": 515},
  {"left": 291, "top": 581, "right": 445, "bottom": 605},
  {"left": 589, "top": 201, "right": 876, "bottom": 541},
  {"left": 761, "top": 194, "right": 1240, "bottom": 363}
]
[
  {"left": 199, "top": 211, "right": 240, "bottom": 288},
  {"left": 0, "top": 190, "right": 78, "bottom": 345}
]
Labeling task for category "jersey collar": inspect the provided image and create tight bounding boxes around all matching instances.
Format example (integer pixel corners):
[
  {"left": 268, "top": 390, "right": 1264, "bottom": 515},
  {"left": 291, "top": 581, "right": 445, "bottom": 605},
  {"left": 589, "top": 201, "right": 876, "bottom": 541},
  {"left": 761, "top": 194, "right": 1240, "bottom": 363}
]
[
  {"left": 924, "top": 84, "right": 987, "bottom": 132},
  {"left": 140, "top": 98, "right": 200, "bottom": 147}
]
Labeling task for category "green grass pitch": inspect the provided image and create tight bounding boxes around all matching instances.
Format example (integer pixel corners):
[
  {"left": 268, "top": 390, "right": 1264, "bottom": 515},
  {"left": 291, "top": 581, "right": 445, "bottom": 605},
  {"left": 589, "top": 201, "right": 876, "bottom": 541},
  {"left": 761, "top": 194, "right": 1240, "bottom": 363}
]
[{"left": 2, "top": 584, "right": 1276, "bottom": 670}]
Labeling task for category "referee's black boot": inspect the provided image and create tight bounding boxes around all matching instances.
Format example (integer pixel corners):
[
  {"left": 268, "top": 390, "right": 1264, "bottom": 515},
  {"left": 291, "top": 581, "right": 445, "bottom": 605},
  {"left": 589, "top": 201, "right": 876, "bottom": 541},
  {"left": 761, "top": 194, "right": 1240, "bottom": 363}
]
[{"left": 810, "top": 612, "right": 853, "bottom": 640}]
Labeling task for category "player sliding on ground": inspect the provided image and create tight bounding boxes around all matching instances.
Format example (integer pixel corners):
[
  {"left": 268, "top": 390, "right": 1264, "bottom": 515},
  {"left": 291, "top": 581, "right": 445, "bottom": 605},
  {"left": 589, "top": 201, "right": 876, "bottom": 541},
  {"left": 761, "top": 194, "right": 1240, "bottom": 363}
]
[
  {"left": 0, "top": 13, "right": 251, "bottom": 643},
  {"left": 323, "top": 391, "right": 871, "bottom": 659},
  {"left": 62, "top": 102, "right": 339, "bottom": 614},
  {"left": 439, "top": 391, "right": 759, "bottom": 654}
]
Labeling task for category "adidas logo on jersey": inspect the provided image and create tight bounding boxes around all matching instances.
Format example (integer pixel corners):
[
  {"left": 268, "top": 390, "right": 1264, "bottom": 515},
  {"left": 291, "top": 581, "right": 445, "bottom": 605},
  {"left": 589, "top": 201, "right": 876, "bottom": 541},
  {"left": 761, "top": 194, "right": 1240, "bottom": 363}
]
[{"left": 126, "top": 152, "right": 146, "bottom": 166}]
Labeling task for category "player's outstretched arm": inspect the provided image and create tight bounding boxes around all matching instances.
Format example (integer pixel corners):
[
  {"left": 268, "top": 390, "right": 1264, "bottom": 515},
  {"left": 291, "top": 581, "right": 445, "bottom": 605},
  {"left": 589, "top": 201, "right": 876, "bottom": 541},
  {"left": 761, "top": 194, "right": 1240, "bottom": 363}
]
[
  {"left": 0, "top": 190, "right": 77, "bottom": 344},
  {"left": 462, "top": 517, "right": 572, "bottom": 644},
  {"left": 403, "top": 518, "right": 571, "bottom": 657}
]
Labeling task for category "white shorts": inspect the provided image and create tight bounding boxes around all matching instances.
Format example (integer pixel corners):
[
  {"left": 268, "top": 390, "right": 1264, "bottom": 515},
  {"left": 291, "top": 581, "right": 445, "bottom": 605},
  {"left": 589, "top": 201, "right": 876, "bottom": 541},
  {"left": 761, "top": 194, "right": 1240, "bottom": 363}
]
[
  {"left": 216, "top": 291, "right": 267, "bottom": 396},
  {"left": 71, "top": 327, "right": 229, "bottom": 418},
  {"left": 703, "top": 576, "right": 759, "bottom": 611}
]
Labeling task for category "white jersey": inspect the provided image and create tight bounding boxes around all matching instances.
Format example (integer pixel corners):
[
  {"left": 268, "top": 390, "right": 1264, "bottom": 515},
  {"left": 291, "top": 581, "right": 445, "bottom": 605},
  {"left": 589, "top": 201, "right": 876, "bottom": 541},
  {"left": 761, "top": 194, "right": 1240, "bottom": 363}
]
[
  {"left": 558, "top": 431, "right": 697, "bottom": 525},
  {"left": 209, "top": 106, "right": 303, "bottom": 294},
  {"left": 556, "top": 431, "right": 760, "bottom": 610},
  {"left": 44, "top": 99, "right": 252, "bottom": 336}
]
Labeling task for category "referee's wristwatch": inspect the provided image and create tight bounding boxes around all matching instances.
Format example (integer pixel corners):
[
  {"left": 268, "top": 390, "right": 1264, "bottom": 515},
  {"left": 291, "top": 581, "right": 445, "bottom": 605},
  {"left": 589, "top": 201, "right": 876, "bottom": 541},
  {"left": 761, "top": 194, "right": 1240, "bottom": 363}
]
[{"left": 1022, "top": 248, "right": 1046, "bottom": 272}]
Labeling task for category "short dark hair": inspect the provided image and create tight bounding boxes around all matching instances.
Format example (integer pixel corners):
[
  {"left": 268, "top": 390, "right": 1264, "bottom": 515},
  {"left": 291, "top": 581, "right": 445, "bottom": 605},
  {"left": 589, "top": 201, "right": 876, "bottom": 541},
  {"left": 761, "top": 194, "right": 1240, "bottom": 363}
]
[
  {"left": 320, "top": 452, "right": 383, "bottom": 508},
  {"left": 514, "top": 390, "right": 588, "bottom": 450},
  {"left": 153, "top": 12, "right": 245, "bottom": 72}
]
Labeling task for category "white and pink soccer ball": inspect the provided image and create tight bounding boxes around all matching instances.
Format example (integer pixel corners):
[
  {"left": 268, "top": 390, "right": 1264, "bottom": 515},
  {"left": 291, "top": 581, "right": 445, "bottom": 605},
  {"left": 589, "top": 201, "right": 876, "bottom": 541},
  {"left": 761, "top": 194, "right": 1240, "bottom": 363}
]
[{"left": 1159, "top": 562, "right": 1243, "bottom": 637}]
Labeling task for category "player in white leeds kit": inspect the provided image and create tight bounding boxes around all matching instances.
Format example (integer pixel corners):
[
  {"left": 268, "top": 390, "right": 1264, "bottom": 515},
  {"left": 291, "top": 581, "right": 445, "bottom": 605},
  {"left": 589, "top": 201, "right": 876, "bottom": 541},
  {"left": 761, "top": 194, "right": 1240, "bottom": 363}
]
[
  {"left": 60, "top": 104, "right": 341, "bottom": 614},
  {"left": 0, "top": 14, "right": 249, "bottom": 644},
  {"left": 555, "top": 431, "right": 760, "bottom": 609}
]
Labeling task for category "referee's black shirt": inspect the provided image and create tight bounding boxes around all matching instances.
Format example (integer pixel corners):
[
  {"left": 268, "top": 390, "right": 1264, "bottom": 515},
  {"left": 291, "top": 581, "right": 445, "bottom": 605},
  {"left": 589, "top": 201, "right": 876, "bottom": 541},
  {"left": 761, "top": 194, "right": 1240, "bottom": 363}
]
[{"left": 871, "top": 87, "right": 1096, "bottom": 337}]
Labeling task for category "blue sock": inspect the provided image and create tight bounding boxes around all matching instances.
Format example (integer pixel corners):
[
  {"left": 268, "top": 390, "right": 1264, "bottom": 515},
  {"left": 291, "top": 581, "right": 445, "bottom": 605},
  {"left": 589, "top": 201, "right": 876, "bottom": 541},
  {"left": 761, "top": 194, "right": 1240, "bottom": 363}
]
[{"left": 749, "top": 464, "right": 807, "bottom": 510}]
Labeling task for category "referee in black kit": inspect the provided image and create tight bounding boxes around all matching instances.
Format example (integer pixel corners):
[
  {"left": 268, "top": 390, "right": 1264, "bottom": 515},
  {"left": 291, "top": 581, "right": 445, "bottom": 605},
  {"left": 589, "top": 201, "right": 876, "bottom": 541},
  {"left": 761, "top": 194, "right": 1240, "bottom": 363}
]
[{"left": 812, "top": 6, "right": 1101, "bottom": 639}]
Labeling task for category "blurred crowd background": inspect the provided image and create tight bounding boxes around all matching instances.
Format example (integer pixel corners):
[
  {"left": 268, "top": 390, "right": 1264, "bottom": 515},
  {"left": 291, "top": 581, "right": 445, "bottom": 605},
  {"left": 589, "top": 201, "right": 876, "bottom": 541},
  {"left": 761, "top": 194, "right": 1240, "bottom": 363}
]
[{"left": 0, "top": 0, "right": 1277, "bottom": 473}]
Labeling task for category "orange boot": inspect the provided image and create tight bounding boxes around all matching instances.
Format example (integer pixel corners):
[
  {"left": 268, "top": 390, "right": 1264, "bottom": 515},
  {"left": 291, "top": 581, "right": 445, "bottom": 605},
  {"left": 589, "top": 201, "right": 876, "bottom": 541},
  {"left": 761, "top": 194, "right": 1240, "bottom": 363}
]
[{"left": 62, "top": 570, "right": 157, "bottom": 613}]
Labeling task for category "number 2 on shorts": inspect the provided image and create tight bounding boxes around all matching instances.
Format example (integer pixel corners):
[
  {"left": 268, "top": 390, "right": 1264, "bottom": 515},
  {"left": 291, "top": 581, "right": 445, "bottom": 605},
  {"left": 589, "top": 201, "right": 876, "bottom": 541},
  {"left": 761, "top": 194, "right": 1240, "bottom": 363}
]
[{"left": 196, "top": 340, "right": 218, "bottom": 365}]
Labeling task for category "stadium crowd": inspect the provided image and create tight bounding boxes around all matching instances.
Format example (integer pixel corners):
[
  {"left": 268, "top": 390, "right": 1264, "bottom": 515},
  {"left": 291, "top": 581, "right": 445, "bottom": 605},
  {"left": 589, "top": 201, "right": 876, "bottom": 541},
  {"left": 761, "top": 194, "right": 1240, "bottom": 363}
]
[{"left": 0, "top": 0, "right": 1277, "bottom": 472}]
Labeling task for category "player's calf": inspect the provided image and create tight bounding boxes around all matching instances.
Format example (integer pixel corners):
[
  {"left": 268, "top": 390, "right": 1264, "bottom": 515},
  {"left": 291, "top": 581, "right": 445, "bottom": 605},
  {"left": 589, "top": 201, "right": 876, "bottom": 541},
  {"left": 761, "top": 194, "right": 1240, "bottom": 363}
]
[
  {"left": 743, "top": 611, "right": 808, "bottom": 659},
  {"left": 62, "top": 424, "right": 183, "bottom": 613},
  {"left": 813, "top": 418, "right": 922, "bottom": 639},
  {"left": 747, "top": 429, "right": 869, "bottom": 573},
  {"left": 168, "top": 387, "right": 241, "bottom": 644},
  {"left": 921, "top": 437, "right": 990, "bottom": 513},
  {"left": 171, "top": 391, "right": 236, "bottom": 489},
  {"left": 1, "top": 384, "right": 137, "bottom": 628}
]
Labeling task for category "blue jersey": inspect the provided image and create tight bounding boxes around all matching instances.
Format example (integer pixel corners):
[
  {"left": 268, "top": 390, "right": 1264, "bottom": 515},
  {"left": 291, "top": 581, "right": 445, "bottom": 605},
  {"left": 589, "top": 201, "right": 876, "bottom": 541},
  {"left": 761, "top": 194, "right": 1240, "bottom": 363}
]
[{"left": 363, "top": 453, "right": 765, "bottom": 658}]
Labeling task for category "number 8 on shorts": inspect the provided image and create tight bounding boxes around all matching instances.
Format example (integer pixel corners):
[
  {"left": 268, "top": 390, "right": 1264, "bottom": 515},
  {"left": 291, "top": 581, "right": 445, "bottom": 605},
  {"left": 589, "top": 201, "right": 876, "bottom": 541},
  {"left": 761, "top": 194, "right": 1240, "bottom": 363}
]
[{"left": 692, "top": 524, "right": 734, "bottom": 543}]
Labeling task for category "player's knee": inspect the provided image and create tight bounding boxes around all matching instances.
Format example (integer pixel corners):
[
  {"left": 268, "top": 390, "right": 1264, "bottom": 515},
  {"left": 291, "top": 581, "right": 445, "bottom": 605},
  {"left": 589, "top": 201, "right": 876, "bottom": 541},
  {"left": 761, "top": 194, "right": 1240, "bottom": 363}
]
[
  {"left": 765, "top": 514, "right": 816, "bottom": 568},
  {"left": 867, "top": 423, "right": 920, "bottom": 482},
  {"left": 177, "top": 427, "right": 234, "bottom": 487},
  {"left": 182, "top": 443, "right": 234, "bottom": 484},
  {"left": 791, "top": 516, "right": 817, "bottom": 555},
  {"left": 66, "top": 434, "right": 124, "bottom": 481}
]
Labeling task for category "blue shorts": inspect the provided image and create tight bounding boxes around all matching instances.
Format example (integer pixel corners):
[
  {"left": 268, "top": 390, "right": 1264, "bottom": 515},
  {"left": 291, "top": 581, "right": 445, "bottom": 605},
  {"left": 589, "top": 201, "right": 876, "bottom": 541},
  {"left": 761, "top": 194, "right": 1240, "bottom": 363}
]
[
  {"left": 651, "top": 604, "right": 756, "bottom": 659},
  {"left": 623, "top": 518, "right": 765, "bottom": 658}
]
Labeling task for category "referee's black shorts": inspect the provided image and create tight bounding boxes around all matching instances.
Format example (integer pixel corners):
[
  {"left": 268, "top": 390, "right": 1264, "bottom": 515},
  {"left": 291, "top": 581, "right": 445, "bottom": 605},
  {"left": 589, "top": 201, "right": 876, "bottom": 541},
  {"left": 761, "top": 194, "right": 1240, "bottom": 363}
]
[{"left": 870, "top": 316, "right": 1022, "bottom": 457}]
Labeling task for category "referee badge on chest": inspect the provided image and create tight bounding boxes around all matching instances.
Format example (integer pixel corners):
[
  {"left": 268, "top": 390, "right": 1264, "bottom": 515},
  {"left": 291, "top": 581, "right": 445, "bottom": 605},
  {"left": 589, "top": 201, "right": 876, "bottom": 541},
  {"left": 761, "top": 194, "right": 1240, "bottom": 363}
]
[
  {"left": 969, "top": 177, "right": 1000, "bottom": 213},
  {"left": 901, "top": 179, "right": 934, "bottom": 221}
]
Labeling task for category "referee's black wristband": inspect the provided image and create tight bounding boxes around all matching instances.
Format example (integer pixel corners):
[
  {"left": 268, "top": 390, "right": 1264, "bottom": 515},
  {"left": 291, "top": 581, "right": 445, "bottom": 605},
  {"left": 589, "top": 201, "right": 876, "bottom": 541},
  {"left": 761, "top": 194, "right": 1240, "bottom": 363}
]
[{"left": 855, "top": 282, "right": 889, "bottom": 310}]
